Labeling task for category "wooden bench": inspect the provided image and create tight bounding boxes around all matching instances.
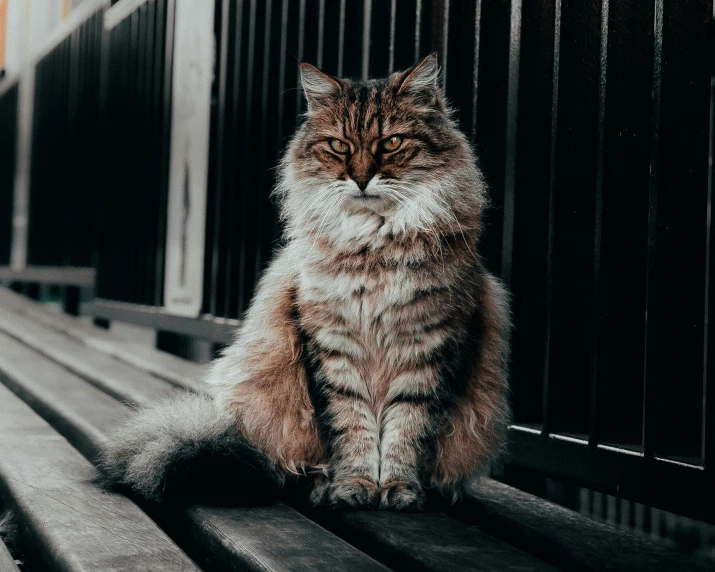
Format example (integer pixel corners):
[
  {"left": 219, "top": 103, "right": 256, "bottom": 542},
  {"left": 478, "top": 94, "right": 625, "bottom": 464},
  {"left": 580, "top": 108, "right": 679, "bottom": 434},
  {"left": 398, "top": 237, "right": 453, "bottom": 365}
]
[{"left": 0, "top": 285, "right": 708, "bottom": 572}]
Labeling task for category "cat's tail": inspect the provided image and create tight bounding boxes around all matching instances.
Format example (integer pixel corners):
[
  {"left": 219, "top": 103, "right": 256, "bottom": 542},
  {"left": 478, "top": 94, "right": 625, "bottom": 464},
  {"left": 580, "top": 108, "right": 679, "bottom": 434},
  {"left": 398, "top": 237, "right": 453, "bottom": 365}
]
[{"left": 100, "top": 392, "right": 284, "bottom": 504}]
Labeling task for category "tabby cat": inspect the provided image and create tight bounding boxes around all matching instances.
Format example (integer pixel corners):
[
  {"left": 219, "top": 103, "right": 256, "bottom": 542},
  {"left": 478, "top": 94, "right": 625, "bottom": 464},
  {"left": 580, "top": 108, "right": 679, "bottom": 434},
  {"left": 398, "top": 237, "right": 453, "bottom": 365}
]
[{"left": 102, "top": 54, "right": 511, "bottom": 511}]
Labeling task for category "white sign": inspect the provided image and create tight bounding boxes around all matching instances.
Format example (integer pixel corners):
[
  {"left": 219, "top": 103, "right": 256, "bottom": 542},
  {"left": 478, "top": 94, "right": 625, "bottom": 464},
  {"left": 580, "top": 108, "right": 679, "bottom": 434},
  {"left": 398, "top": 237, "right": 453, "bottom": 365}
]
[{"left": 164, "top": 0, "right": 214, "bottom": 317}]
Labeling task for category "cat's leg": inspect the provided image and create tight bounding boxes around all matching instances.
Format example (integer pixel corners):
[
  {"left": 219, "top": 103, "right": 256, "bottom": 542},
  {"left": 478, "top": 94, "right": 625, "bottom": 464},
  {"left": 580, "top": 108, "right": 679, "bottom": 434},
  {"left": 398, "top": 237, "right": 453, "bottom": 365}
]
[
  {"left": 377, "top": 399, "right": 434, "bottom": 510},
  {"left": 430, "top": 272, "right": 511, "bottom": 499},
  {"left": 210, "top": 247, "right": 326, "bottom": 476},
  {"left": 307, "top": 355, "right": 382, "bottom": 509}
]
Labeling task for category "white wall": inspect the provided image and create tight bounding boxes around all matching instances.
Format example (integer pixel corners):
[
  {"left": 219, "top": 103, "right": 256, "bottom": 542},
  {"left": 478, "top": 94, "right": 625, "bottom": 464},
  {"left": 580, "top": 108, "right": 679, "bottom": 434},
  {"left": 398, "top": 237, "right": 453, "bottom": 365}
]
[{"left": 2, "top": 0, "right": 83, "bottom": 77}]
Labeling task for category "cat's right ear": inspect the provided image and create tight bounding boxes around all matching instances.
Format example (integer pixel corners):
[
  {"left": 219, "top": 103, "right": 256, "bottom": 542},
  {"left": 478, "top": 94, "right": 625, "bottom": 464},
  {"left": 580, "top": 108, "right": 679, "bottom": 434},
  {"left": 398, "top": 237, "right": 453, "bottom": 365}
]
[{"left": 300, "top": 63, "right": 341, "bottom": 111}]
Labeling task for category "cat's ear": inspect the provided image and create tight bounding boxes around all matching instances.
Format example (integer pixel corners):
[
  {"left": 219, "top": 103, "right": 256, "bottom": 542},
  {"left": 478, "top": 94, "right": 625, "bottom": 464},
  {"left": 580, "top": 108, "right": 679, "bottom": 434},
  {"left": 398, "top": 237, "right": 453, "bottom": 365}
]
[
  {"left": 396, "top": 53, "right": 441, "bottom": 97},
  {"left": 300, "top": 63, "right": 341, "bottom": 111}
]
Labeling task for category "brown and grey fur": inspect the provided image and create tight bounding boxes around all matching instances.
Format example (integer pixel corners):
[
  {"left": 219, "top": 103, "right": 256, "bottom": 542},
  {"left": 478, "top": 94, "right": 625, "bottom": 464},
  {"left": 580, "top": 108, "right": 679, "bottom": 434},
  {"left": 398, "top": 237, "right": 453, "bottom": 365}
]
[{"left": 102, "top": 54, "right": 510, "bottom": 511}]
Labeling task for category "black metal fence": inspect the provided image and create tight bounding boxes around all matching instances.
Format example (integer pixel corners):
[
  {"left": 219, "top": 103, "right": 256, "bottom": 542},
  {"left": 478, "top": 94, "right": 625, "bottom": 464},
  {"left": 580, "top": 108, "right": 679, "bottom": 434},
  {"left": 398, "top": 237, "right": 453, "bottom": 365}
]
[
  {"left": 0, "top": 0, "right": 713, "bottom": 525},
  {"left": 0, "top": 83, "right": 17, "bottom": 266},
  {"left": 27, "top": 11, "right": 104, "bottom": 267},
  {"left": 95, "top": 0, "right": 175, "bottom": 306}
]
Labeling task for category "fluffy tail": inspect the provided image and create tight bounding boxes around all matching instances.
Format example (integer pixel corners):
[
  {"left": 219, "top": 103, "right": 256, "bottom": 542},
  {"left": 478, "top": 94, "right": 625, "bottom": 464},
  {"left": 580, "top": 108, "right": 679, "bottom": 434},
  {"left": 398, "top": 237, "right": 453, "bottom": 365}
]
[
  {"left": 101, "top": 393, "right": 283, "bottom": 504},
  {"left": 0, "top": 511, "right": 15, "bottom": 544}
]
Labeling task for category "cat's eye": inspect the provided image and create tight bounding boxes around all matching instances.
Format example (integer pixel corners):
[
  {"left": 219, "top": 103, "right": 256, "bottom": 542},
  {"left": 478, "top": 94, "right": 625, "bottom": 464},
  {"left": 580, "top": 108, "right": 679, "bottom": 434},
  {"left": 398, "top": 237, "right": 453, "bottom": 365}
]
[
  {"left": 380, "top": 135, "right": 403, "bottom": 153},
  {"left": 329, "top": 138, "right": 350, "bottom": 154}
]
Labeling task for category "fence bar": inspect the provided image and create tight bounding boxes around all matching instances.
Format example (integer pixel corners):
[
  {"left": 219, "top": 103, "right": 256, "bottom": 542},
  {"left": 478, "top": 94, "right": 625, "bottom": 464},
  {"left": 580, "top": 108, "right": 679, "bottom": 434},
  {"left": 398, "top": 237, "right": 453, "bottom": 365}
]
[
  {"left": 588, "top": 0, "right": 609, "bottom": 447},
  {"left": 470, "top": 0, "right": 482, "bottom": 141},
  {"left": 701, "top": 3, "right": 715, "bottom": 474},
  {"left": 541, "top": 0, "right": 562, "bottom": 434},
  {"left": 10, "top": 68, "right": 34, "bottom": 271},
  {"left": 162, "top": 0, "right": 214, "bottom": 316},
  {"left": 499, "top": 0, "right": 522, "bottom": 286},
  {"left": 362, "top": 0, "right": 372, "bottom": 80}
]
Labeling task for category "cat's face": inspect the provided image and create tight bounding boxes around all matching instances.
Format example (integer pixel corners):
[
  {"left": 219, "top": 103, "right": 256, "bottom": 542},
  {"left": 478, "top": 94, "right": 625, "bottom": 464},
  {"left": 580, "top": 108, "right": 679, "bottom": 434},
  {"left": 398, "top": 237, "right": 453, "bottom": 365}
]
[{"left": 277, "top": 54, "right": 483, "bottom": 243}]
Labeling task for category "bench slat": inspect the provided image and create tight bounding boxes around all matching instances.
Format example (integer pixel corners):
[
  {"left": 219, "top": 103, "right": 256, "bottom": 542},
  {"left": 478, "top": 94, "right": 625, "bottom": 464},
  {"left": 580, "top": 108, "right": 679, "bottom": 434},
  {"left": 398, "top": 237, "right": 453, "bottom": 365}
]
[
  {"left": 0, "top": 307, "right": 182, "bottom": 406},
  {"left": 174, "top": 505, "right": 390, "bottom": 572},
  {"left": 0, "top": 286, "right": 205, "bottom": 392},
  {"left": 0, "top": 383, "right": 199, "bottom": 571},
  {"left": 458, "top": 478, "right": 712, "bottom": 572},
  {"left": 302, "top": 509, "right": 558, "bottom": 572},
  {"left": 0, "top": 331, "right": 129, "bottom": 459},
  {"left": 0, "top": 539, "right": 20, "bottom": 572},
  {"left": 0, "top": 330, "right": 389, "bottom": 572}
]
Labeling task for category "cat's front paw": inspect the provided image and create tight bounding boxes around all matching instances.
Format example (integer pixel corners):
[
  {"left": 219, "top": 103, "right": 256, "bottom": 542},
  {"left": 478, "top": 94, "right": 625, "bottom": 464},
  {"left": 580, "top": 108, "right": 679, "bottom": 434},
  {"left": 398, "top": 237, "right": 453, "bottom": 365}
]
[
  {"left": 320, "top": 476, "right": 380, "bottom": 509},
  {"left": 379, "top": 480, "right": 426, "bottom": 511}
]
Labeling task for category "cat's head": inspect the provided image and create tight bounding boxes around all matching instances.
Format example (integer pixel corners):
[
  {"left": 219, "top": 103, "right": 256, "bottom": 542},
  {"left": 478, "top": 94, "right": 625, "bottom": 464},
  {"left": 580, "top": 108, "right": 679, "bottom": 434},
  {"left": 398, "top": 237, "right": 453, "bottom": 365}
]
[{"left": 276, "top": 54, "right": 485, "bottom": 244}]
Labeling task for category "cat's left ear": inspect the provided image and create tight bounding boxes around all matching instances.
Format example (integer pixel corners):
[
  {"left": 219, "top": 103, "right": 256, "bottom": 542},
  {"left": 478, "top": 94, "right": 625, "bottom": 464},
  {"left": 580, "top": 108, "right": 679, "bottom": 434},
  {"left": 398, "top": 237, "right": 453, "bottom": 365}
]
[
  {"left": 394, "top": 53, "right": 445, "bottom": 109},
  {"left": 300, "top": 63, "right": 341, "bottom": 111}
]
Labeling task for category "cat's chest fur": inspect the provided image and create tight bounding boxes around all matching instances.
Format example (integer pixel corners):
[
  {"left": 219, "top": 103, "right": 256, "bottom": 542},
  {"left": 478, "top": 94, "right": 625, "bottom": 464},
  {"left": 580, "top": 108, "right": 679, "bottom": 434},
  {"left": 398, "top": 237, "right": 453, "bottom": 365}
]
[{"left": 297, "top": 239, "right": 453, "bottom": 408}]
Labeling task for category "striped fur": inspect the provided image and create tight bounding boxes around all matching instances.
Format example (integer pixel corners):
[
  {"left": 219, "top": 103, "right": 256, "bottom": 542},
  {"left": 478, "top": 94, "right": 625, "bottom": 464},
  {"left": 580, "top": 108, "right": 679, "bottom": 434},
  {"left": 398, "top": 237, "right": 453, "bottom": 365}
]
[{"left": 207, "top": 54, "right": 511, "bottom": 510}]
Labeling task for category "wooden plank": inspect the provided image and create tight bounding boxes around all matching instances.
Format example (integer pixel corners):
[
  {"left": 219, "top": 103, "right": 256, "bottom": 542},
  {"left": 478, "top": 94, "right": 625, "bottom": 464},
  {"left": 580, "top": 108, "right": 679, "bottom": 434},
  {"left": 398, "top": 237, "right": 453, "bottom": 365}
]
[
  {"left": 0, "top": 539, "right": 20, "bottom": 572},
  {"left": 0, "top": 306, "right": 182, "bottom": 406},
  {"left": 0, "top": 331, "right": 129, "bottom": 460},
  {"left": 81, "top": 298, "right": 239, "bottom": 344},
  {"left": 0, "top": 286, "right": 205, "bottom": 392},
  {"left": 0, "top": 266, "right": 95, "bottom": 287},
  {"left": 455, "top": 478, "right": 712, "bottom": 572},
  {"left": 301, "top": 508, "right": 558, "bottom": 572},
  {"left": 0, "top": 332, "right": 388, "bottom": 571},
  {"left": 172, "top": 505, "right": 389, "bottom": 572},
  {"left": 0, "top": 383, "right": 198, "bottom": 571}
]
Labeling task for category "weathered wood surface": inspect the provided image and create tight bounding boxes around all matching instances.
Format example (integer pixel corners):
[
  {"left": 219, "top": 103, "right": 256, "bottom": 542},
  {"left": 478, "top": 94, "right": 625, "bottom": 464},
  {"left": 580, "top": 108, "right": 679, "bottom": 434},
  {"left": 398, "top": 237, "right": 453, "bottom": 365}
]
[
  {"left": 0, "top": 325, "right": 388, "bottom": 571},
  {"left": 460, "top": 478, "right": 713, "bottom": 572},
  {"left": 302, "top": 509, "right": 558, "bottom": 572},
  {"left": 0, "top": 307, "right": 182, "bottom": 406},
  {"left": 0, "top": 266, "right": 95, "bottom": 287},
  {"left": 0, "top": 539, "right": 20, "bottom": 572},
  {"left": 0, "top": 331, "right": 128, "bottom": 459},
  {"left": 0, "top": 383, "right": 199, "bottom": 572},
  {"left": 174, "top": 505, "right": 390, "bottom": 572},
  {"left": 0, "top": 286, "right": 205, "bottom": 392}
]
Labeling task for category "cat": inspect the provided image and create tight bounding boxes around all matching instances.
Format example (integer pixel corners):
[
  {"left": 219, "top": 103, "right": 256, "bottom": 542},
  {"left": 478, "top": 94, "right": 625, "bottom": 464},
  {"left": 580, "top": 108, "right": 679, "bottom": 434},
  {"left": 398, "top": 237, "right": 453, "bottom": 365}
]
[{"left": 102, "top": 53, "right": 511, "bottom": 511}]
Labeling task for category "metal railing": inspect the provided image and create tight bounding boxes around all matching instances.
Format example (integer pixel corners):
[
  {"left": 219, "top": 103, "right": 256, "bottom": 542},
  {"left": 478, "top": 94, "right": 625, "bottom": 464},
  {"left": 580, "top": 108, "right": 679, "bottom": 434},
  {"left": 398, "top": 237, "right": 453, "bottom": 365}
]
[
  {"left": 95, "top": 0, "right": 175, "bottom": 307},
  {"left": 0, "top": 0, "right": 712, "bottom": 525},
  {"left": 0, "top": 82, "right": 18, "bottom": 266}
]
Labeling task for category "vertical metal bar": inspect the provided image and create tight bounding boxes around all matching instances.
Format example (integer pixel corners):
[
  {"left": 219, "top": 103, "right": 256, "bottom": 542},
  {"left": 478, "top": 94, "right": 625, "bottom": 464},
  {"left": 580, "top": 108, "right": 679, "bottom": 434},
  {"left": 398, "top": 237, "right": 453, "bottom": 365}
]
[
  {"left": 641, "top": 0, "right": 664, "bottom": 457},
  {"left": 155, "top": 0, "right": 176, "bottom": 306},
  {"left": 500, "top": 0, "right": 522, "bottom": 286},
  {"left": 701, "top": 0, "right": 715, "bottom": 471},
  {"left": 317, "top": 0, "right": 326, "bottom": 68},
  {"left": 277, "top": 0, "right": 289, "bottom": 145},
  {"left": 337, "top": 0, "right": 346, "bottom": 76},
  {"left": 388, "top": 0, "right": 396, "bottom": 73},
  {"left": 237, "top": 0, "right": 257, "bottom": 312},
  {"left": 224, "top": 0, "right": 245, "bottom": 317},
  {"left": 294, "top": 0, "right": 306, "bottom": 119},
  {"left": 414, "top": 0, "right": 422, "bottom": 61},
  {"left": 10, "top": 67, "right": 35, "bottom": 271},
  {"left": 210, "top": 0, "right": 231, "bottom": 318},
  {"left": 441, "top": 0, "right": 449, "bottom": 81},
  {"left": 589, "top": 0, "right": 609, "bottom": 447},
  {"left": 471, "top": 0, "right": 482, "bottom": 141},
  {"left": 361, "top": 0, "right": 372, "bottom": 80},
  {"left": 542, "top": 0, "right": 562, "bottom": 434},
  {"left": 255, "top": 0, "right": 273, "bottom": 277}
]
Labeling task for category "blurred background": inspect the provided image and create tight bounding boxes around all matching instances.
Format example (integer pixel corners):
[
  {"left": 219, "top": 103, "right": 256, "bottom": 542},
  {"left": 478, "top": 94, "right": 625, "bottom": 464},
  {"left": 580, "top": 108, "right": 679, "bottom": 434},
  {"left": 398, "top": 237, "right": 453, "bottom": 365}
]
[{"left": 0, "top": 0, "right": 713, "bottom": 561}]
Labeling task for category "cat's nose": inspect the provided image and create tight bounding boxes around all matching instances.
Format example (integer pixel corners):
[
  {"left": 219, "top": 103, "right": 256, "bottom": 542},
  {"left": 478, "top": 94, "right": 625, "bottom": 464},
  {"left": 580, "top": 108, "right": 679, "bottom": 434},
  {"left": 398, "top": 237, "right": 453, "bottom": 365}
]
[
  {"left": 353, "top": 175, "right": 374, "bottom": 191},
  {"left": 348, "top": 152, "right": 377, "bottom": 191}
]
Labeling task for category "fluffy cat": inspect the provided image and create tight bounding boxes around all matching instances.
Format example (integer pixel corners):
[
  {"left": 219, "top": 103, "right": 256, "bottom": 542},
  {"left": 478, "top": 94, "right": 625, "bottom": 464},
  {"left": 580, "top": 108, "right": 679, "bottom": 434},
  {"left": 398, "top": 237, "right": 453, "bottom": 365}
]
[{"left": 102, "top": 54, "right": 511, "bottom": 511}]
